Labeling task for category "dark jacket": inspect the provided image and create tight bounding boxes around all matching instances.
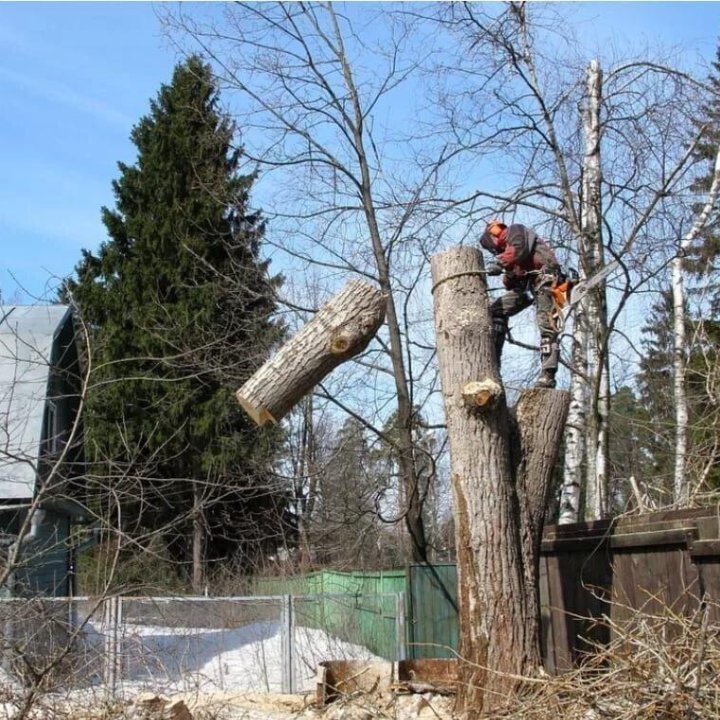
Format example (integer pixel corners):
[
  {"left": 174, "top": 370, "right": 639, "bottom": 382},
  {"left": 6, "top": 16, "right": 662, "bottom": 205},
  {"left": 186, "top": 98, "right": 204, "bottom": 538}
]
[{"left": 480, "top": 224, "right": 558, "bottom": 287}]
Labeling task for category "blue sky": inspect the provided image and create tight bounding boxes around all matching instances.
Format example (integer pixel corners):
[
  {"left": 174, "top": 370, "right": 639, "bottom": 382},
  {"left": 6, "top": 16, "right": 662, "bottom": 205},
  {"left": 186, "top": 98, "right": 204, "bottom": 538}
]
[{"left": 1, "top": 2, "right": 719, "bottom": 302}]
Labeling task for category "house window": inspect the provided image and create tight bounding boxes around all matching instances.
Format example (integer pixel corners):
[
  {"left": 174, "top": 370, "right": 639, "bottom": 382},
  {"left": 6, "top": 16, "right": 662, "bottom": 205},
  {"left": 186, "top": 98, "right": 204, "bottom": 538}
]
[{"left": 45, "top": 401, "right": 58, "bottom": 454}]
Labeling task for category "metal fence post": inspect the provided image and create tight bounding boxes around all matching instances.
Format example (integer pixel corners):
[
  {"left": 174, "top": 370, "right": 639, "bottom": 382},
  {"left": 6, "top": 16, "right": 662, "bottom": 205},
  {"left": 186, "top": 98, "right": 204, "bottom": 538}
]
[
  {"left": 395, "top": 592, "right": 406, "bottom": 661},
  {"left": 102, "top": 596, "right": 120, "bottom": 696},
  {"left": 280, "top": 594, "right": 294, "bottom": 693}
]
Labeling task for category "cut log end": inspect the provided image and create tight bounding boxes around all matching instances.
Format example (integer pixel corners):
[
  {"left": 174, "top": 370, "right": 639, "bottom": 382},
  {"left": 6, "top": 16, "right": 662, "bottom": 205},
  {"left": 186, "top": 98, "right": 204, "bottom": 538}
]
[
  {"left": 329, "top": 333, "right": 352, "bottom": 355},
  {"left": 235, "top": 280, "right": 386, "bottom": 426},
  {"left": 462, "top": 379, "right": 503, "bottom": 411},
  {"left": 235, "top": 391, "right": 277, "bottom": 427}
]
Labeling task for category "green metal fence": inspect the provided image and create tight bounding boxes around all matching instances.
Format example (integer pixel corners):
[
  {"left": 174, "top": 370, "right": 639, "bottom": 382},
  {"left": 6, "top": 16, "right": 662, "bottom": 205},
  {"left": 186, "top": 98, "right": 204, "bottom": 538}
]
[
  {"left": 252, "top": 569, "right": 409, "bottom": 659},
  {"left": 253, "top": 568, "right": 407, "bottom": 597},
  {"left": 406, "top": 564, "right": 458, "bottom": 659},
  {"left": 252, "top": 566, "right": 459, "bottom": 660}
]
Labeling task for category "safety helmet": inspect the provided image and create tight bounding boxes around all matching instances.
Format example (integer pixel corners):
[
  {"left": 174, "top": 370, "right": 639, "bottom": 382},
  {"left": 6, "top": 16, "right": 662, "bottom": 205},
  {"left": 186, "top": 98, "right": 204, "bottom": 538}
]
[
  {"left": 487, "top": 219, "right": 507, "bottom": 238},
  {"left": 480, "top": 218, "right": 507, "bottom": 252}
]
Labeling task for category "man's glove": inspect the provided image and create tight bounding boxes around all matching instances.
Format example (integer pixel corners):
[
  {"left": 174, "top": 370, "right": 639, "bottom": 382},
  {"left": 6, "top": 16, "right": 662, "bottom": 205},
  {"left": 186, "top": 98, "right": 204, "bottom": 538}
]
[{"left": 486, "top": 262, "right": 503, "bottom": 276}]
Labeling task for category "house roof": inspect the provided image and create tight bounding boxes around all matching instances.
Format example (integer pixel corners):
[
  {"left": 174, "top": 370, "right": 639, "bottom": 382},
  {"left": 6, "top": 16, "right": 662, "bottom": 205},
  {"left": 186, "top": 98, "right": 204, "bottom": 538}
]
[{"left": 0, "top": 305, "right": 72, "bottom": 500}]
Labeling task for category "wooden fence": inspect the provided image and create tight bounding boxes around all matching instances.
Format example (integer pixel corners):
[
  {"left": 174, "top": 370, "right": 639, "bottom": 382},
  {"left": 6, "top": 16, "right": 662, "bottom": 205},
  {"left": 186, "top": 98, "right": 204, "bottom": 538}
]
[{"left": 540, "top": 506, "right": 720, "bottom": 672}]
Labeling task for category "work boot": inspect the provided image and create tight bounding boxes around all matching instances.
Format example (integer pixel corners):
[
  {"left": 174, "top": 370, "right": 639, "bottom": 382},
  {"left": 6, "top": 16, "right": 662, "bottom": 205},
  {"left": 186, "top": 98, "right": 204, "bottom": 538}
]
[
  {"left": 535, "top": 370, "right": 557, "bottom": 389},
  {"left": 537, "top": 335, "right": 559, "bottom": 389}
]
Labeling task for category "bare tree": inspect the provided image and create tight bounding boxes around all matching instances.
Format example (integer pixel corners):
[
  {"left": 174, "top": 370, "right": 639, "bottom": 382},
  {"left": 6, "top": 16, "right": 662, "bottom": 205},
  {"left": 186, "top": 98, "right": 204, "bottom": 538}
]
[{"left": 163, "top": 2, "right": 461, "bottom": 561}]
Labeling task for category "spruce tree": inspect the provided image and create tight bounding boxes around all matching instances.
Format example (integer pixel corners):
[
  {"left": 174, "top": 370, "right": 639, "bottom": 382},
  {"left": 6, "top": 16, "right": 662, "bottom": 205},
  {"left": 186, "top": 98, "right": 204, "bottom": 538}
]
[
  {"left": 64, "top": 56, "right": 286, "bottom": 584},
  {"left": 637, "top": 292, "right": 720, "bottom": 498},
  {"left": 689, "top": 43, "right": 720, "bottom": 305},
  {"left": 312, "top": 417, "right": 386, "bottom": 569}
]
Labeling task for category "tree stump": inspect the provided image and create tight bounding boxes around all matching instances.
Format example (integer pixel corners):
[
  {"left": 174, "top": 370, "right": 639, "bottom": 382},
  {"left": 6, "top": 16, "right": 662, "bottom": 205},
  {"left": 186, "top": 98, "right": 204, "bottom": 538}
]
[
  {"left": 430, "top": 246, "right": 569, "bottom": 716},
  {"left": 236, "top": 279, "right": 386, "bottom": 425}
]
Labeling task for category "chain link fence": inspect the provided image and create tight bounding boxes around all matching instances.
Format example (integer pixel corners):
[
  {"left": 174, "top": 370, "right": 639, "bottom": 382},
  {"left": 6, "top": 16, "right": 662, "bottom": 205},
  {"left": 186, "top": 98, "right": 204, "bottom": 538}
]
[{"left": 0, "top": 592, "right": 404, "bottom": 697}]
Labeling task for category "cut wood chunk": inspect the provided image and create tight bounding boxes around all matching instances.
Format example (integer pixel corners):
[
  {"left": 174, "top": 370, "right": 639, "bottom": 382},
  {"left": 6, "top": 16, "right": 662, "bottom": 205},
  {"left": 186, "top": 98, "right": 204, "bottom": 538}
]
[{"left": 236, "top": 279, "right": 386, "bottom": 425}]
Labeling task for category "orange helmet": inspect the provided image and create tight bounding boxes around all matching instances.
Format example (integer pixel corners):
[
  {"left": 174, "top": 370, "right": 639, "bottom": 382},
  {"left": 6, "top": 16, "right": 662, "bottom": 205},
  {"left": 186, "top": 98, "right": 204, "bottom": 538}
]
[
  {"left": 480, "top": 218, "right": 508, "bottom": 252},
  {"left": 487, "top": 219, "right": 507, "bottom": 238}
]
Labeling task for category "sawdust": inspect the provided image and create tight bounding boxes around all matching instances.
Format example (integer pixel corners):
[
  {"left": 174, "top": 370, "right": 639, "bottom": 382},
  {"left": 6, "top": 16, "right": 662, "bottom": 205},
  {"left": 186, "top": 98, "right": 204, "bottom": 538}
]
[{"left": 167, "top": 690, "right": 455, "bottom": 720}]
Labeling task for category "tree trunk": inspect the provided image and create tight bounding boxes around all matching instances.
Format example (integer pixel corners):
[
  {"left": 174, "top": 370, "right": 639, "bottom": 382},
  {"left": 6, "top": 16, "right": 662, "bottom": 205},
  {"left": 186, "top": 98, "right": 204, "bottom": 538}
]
[
  {"left": 512, "top": 389, "right": 570, "bottom": 639},
  {"left": 298, "top": 395, "right": 318, "bottom": 568},
  {"left": 580, "top": 59, "right": 610, "bottom": 521},
  {"left": 329, "top": 13, "right": 429, "bottom": 561},
  {"left": 672, "top": 256, "right": 689, "bottom": 506},
  {"left": 236, "top": 280, "right": 386, "bottom": 426},
  {"left": 559, "top": 302, "right": 587, "bottom": 524},
  {"left": 431, "top": 246, "right": 568, "bottom": 715},
  {"left": 192, "top": 482, "right": 204, "bottom": 594}
]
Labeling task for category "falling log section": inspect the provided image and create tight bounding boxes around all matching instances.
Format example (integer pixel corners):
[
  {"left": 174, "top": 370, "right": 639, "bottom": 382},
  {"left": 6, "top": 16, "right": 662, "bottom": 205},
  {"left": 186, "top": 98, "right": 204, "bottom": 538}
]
[{"left": 236, "top": 279, "right": 387, "bottom": 426}]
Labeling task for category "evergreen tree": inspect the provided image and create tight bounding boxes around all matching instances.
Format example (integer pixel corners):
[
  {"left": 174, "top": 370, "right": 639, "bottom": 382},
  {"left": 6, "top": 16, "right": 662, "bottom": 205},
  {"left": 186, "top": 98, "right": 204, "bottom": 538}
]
[
  {"left": 686, "top": 318, "right": 720, "bottom": 490},
  {"left": 637, "top": 292, "right": 720, "bottom": 499},
  {"left": 311, "top": 417, "right": 387, "bottom": 569},
  {"left": 608, "top": 386, "right": 654, "bottom": 510},
  {"left": 63, "top": 56, "right": 286, "bottom": 583},
  {"left": 637, "top": 292, "right": 677, "bottom": 493},
  {"left": 689, "top": 42, "right": 720, "bottom": 305}
]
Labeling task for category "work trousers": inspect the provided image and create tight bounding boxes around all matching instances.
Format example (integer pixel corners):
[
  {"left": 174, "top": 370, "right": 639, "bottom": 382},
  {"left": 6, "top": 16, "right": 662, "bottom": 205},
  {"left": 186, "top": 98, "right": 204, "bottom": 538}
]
[{"left": 490, "top": 285, "right": 557, "bottom": 341}]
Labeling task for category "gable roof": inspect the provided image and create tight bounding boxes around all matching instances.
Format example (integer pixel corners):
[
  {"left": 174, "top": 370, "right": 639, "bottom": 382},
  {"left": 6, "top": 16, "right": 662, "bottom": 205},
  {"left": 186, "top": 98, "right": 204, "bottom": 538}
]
[{"left": 0, "top": 305, "right": 72, "bottom": 500}]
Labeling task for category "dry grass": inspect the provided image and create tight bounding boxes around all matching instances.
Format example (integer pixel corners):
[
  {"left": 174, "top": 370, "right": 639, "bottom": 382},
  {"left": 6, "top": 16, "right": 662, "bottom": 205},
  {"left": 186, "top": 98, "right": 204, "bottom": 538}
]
[{"left": 494, "top": 598, "right": 720, "bottom": 720}]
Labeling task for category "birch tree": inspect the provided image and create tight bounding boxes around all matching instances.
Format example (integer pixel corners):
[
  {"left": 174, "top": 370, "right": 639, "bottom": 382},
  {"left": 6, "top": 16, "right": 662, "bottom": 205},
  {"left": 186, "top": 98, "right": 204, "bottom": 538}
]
[{"left": 565, "top": 60, "right": 607, "bottom": 522}]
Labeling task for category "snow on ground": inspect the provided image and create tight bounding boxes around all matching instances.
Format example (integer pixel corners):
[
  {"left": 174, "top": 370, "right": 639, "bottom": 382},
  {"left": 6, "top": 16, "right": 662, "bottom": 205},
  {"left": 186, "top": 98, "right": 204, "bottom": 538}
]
[
  {"left": 106, "top": 619, "right": 381, "bottom": 696},
  {"left": 0, "top": 621, "right": 456, "bottom": 719},
  {"left": 0, "top": 666, "right": 17, "bottom": 691}
]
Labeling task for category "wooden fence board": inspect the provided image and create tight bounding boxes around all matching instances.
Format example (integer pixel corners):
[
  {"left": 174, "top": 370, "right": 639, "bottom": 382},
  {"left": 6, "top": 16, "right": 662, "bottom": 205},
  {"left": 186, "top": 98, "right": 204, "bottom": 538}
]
[{"left": 541, "top": 507, "right": 719, "bottom": 669}]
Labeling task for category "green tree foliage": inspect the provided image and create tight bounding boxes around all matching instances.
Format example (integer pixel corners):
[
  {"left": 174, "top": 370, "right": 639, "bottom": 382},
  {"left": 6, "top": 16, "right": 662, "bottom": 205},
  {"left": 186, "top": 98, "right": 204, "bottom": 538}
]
[
  {"left": 608, "top": 386, "right": 654, "bottom": 509},
  {"left": 63, "top": 56, "right": 286, "bottom": 582},
  {"left": 686, "top": 318, "right": 720, "bottom": 490},
  {"left": 637, "top": 292, "right": 720, "bottom": 499},
  {"left": 637, "top": 293, "right": 677, "bottom": 493},
  {"left": 310, "top": 417, "right": 389, "bottom": 569}
]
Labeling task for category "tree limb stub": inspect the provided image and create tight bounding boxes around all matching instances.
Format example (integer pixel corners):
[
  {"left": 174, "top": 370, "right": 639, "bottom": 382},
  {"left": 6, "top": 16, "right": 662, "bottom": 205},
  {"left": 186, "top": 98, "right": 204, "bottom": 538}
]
[
  {"left": 462, "top": 379, "right": 503, "bottom": 410},
  {"left": 236, "top": 279, "right": 386, "bottom": 426},
  {"left": 511, "top": 387, "right": 570, "bottom": 647}
]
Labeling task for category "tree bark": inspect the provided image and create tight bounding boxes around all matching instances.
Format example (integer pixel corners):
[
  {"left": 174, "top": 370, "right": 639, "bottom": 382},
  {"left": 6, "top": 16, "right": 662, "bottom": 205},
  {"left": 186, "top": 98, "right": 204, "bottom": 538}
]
[
  {"left": 580, "top": 59, "right": 610, "bottom": 521},
  {"left": 560, "top": 302, "right": 587, "bottom": 524},
  {"left": 298, "top": 395, "right": 319, "bottom": 568},
  {"left": 671, "top": 256, "right": 690, "bottom": 507},
  {"left": 431, "top": 246, "right": 568, "bottom": 715},
  {"left": 192, "top": 482, "right": 204, "bottom": 594},
  {"left": 236, "top": 280, "right": 386, "bottom": 426},
  {"left": 511, "top": 390, "right": 569, "bottom": 642}
]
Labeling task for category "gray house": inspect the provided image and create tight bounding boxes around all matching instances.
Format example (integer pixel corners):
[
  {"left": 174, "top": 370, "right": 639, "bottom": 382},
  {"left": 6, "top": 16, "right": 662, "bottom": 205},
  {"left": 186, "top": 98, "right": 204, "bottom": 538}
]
[{"left": 0, "top": 305, "right": 85, "bottom": 598}]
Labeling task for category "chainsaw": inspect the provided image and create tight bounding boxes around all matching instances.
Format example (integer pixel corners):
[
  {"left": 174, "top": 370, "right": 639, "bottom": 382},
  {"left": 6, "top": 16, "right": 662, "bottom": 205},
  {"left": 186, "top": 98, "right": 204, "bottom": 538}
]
[
  {"left": 566, "top": 258, "right": 620, "bottom": 308},
  {"left": 551, "top": 259, "right": 620, "bottom": 330}
]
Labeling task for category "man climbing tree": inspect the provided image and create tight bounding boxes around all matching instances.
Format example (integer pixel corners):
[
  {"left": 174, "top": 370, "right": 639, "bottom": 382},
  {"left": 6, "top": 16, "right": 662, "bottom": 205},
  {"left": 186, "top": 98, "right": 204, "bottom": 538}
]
[{"left": 480, "top": 219, "right": 564, "bottom": 388}]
